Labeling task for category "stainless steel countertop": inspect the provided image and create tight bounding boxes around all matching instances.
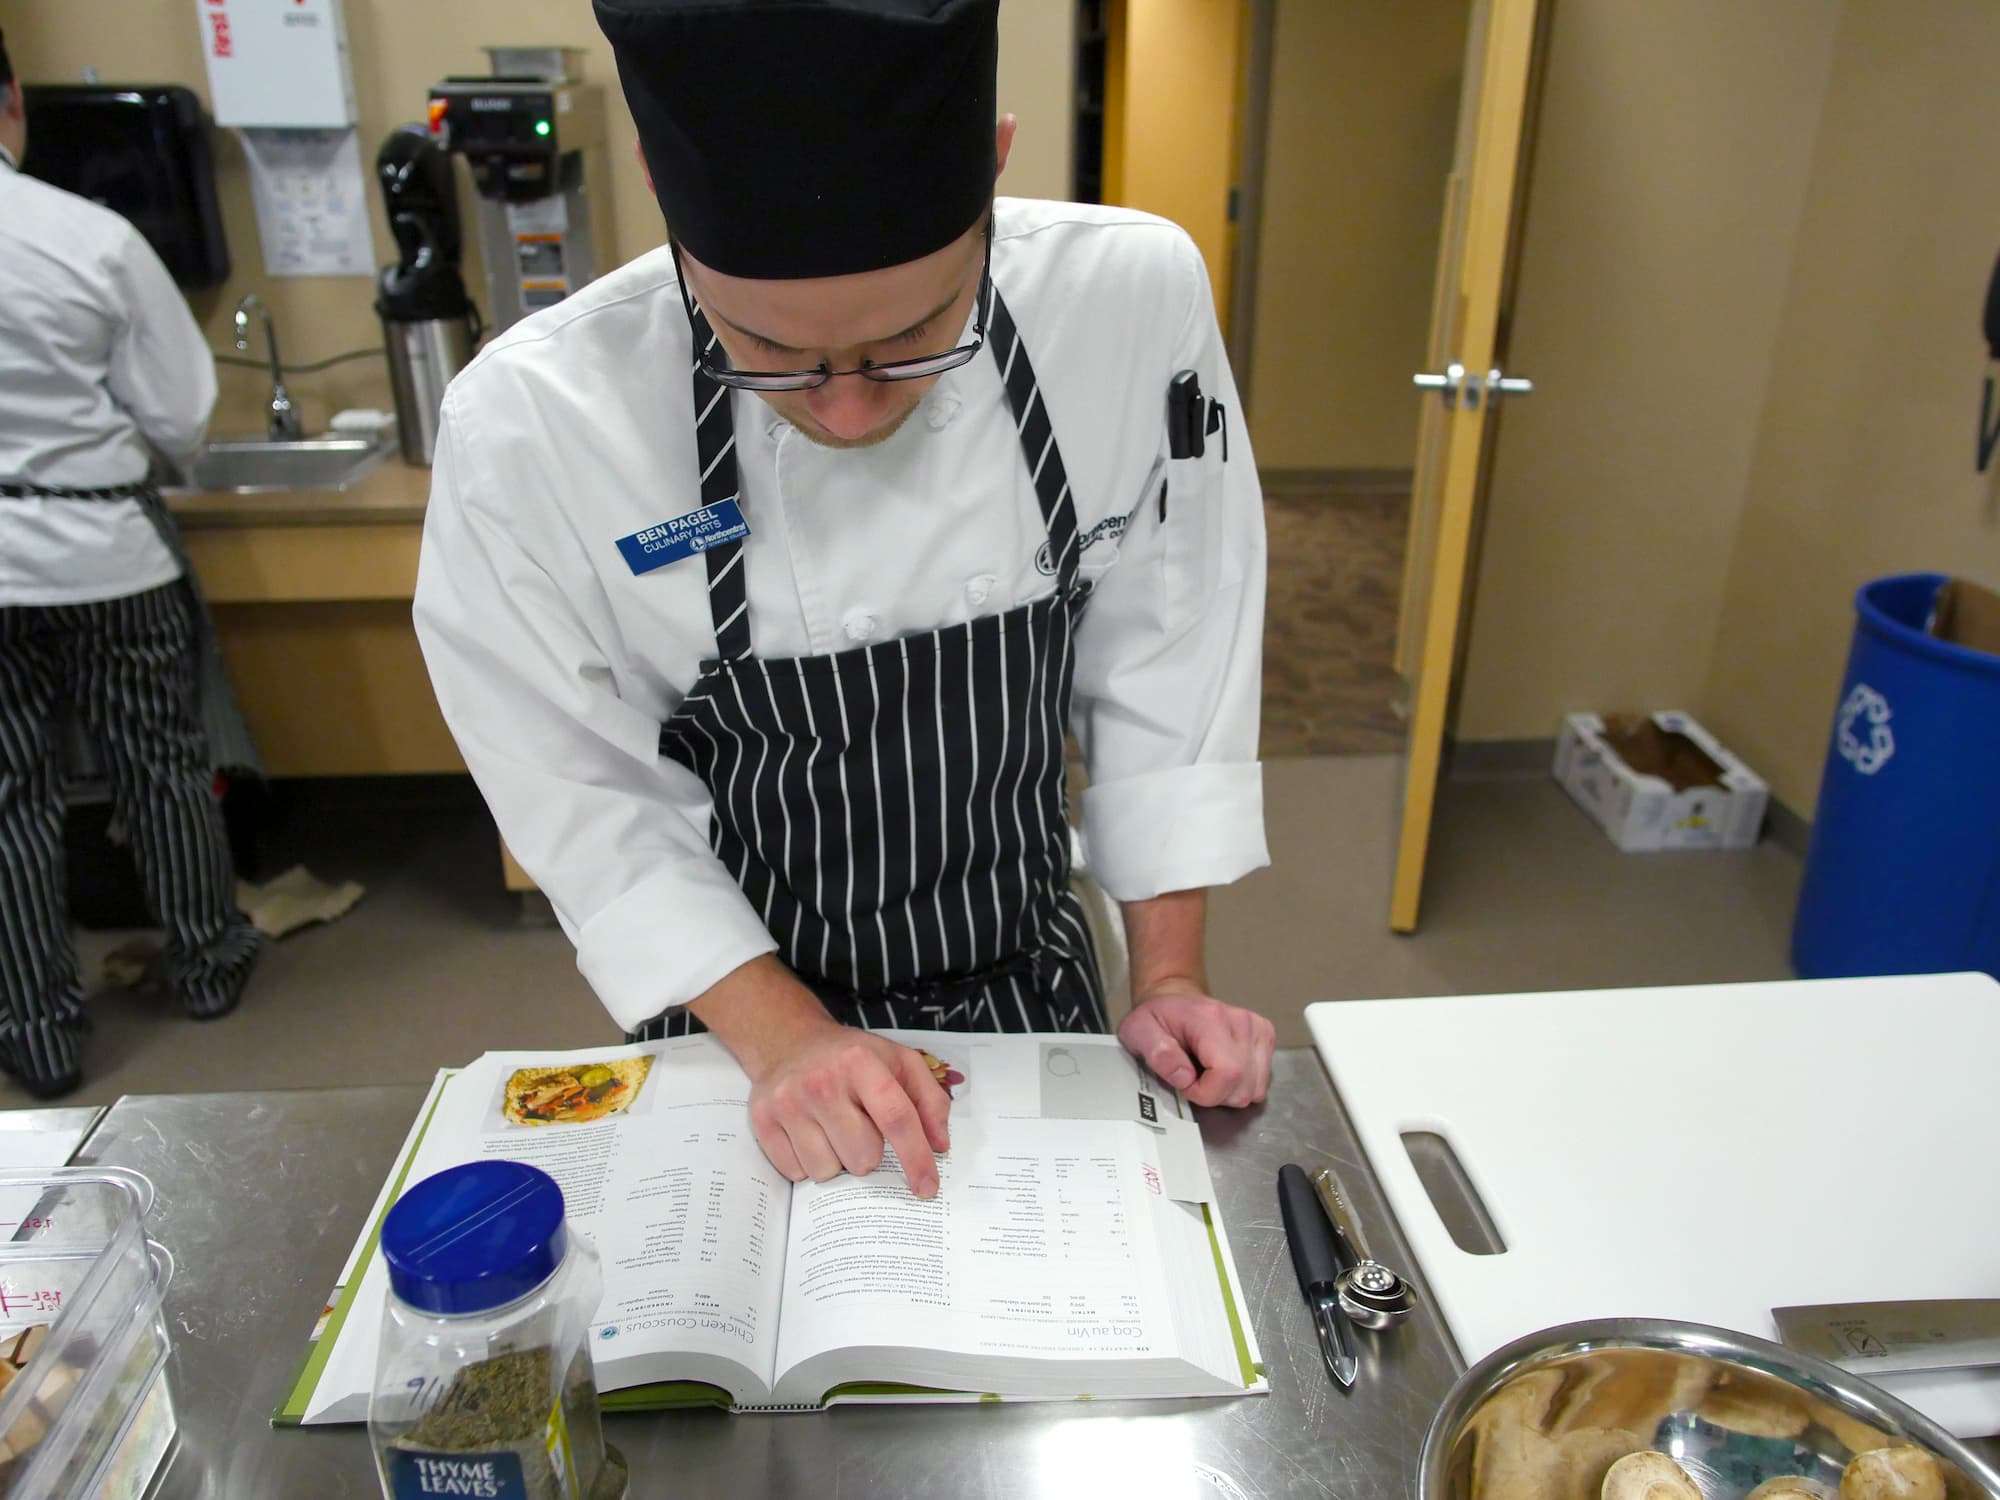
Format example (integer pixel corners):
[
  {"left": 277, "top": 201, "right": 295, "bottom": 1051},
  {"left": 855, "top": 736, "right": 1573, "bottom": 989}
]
[
  {"left": 0, "top": 1106, "right": 102, "bottom": 1162},
  {"left": 74, "top": 1052, "right": 1463, "bottom": 1498}
]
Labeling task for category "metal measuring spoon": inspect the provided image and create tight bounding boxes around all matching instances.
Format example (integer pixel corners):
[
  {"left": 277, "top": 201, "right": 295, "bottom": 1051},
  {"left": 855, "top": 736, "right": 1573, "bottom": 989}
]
[{"left": 1311, "top": 1167, "right": 1417, "bottom": 1331}]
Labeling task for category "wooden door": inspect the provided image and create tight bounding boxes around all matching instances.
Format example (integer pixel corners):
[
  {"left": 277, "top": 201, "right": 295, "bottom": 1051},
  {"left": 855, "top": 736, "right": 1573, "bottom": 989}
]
[{"left": 1389, "top": 0, "right": 1547, "bottom": 932}]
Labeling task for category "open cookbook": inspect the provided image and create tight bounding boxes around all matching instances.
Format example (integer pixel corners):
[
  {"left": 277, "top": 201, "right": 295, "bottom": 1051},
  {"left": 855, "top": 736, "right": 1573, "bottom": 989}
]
[{"left": 278, "top": 1031, "right": 1266, "bottom": 1422}]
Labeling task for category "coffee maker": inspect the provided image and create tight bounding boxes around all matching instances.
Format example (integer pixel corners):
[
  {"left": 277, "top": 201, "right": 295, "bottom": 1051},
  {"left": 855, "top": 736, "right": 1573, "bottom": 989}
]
[
  {"left": 426, "top": 47, "right": 610, "bottom": 334},
  {"left": 375, "top": 124, "right": 482, "bottom": 466}
]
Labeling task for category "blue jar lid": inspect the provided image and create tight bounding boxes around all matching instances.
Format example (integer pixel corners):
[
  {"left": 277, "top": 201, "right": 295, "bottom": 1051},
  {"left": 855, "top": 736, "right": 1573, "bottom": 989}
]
[{"left": 380, "top": 1161, "right": 568, "bottom": 1316}]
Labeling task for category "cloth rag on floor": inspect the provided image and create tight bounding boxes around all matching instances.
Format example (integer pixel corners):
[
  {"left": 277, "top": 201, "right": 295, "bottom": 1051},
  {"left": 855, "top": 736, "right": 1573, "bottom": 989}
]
[
  {"left": 98, "top": 866, "right": 364, "bottom": 992},
  {"left": 236, "top": 866, "right": 366, "bottom": 939}
]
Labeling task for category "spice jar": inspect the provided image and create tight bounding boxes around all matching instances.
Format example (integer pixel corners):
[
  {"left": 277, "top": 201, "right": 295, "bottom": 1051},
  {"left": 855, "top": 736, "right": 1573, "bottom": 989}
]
[{"left": 370, "top": 1161, "right": 624, "bottom": 1500}]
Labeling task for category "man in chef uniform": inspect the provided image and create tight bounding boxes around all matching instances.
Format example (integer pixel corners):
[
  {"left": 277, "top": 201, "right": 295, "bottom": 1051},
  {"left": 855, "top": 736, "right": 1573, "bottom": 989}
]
[
  {"left": 415, "top": 0, "right": 1275, "bottom": 1197},
  {"left": 0, "top": 31, "right": 263, "bottom": 1097}
]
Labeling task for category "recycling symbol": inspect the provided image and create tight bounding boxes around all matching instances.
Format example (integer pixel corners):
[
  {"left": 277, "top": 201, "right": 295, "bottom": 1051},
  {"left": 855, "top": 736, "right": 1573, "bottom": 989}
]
[{"left": 1836, "top": 683, "right": 1894, "bottom": 775}]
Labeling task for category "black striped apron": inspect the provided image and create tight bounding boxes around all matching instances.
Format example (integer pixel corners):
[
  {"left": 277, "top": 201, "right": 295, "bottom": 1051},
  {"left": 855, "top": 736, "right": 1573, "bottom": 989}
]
[
  {"left": 632, "top": 290, "right": 1108, "bottom": 1040},
  {"left": 0, "top": 479, "right": 259, "bottom": 775}
]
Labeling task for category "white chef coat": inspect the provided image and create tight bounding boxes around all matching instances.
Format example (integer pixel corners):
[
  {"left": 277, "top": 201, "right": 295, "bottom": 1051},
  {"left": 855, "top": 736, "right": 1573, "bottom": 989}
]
[
  {"left": 0, "top": 143, "right": 213, "bottom": 606},
  {"left": 414, "top": 198, "right": 1269, "bottom": 1031}
]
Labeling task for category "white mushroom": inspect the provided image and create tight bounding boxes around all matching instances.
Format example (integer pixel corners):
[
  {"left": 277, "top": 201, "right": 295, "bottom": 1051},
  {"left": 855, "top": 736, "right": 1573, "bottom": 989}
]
[
  {"left": 1600, "top": 1451, "right": 1701, "bottom": 1500},
  {"left": 1746, "top": 1480, "right": 1834, "bottom": 1499},
  {"left": 1819, "top": 1409, "right": 1893, "bottom": 1458},
  {"left": 1698, "top": 1373, "right": 1812, "bottom": 1439},
  {"left": 1839, "top": 1446, "right": 1947, "bottom": 1500}
]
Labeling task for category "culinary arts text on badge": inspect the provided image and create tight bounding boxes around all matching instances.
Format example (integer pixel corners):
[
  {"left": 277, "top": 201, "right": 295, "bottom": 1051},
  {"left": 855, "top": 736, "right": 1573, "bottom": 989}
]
[{"left": 615, "top": 497, "right": 751, "bottom": 575}]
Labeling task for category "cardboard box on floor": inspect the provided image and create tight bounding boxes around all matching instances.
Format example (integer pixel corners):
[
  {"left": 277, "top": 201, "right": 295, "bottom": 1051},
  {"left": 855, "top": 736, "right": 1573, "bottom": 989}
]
[
  {"left": 1554, "top": 711, "right": 1769, "bottom": 852},
  {"left": 1929, "top": 576, "right": 2000, "bottom": 658}
]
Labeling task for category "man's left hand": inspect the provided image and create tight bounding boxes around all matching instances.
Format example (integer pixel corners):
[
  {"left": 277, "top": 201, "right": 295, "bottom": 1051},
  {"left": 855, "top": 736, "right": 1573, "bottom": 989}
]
[{"left": 1117, "top": 980, "right": 1276, "bottom": 1108}]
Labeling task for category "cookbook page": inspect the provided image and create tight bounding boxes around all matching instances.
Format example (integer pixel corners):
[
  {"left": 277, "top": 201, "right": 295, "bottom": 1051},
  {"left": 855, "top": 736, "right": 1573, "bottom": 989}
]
[
  {"left": 303, "top": 1036, "right": 789, "bottom": 1421},
  {"left": 870, "top": 1030, "right": 1185, "bottom": 1129},
  {"left": 770, "top": 1112, "right": 1183, "bottom": 1391}
]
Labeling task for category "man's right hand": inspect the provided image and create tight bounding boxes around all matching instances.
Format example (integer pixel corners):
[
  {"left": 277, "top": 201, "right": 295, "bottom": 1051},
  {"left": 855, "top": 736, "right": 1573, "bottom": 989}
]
[{"left": 688, "top": 957, "right": 953, "bottom": 1198}]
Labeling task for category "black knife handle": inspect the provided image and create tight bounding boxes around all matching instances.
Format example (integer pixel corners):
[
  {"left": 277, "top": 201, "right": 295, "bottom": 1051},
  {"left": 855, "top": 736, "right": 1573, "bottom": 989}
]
[{"left": 1279, "top": 1163, "right": 1343, "bottom": 1293}]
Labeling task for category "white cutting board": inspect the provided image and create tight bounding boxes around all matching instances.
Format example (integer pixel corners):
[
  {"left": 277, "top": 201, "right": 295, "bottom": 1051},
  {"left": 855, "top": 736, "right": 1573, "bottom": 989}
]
[{"left": 1308, "top": 972, "right": 2000, "bottom": 1438}]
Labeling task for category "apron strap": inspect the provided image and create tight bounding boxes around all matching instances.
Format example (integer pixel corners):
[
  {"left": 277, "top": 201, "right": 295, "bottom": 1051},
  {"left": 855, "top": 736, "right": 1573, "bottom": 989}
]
[
  {"left": 986, "top": 290, "right": 1083, "bottom": 592},
  {"left": 0, "top": 477, "right": 263, "bottom": 776},
  {"left": 0, "top": 480, "right": 155, "bottom": 501},
  {"left": 688, "top": 308, "right": 753, "bottom": 662}
]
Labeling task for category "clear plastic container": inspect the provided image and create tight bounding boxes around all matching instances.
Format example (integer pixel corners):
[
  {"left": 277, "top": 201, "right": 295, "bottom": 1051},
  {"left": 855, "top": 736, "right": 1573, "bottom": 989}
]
[
  {"left": 370, "top": 1161, "right": 622, "bottom": 1500},
  {"left": 0, "top": 1166, "right": 178, "bottom": 1499}
]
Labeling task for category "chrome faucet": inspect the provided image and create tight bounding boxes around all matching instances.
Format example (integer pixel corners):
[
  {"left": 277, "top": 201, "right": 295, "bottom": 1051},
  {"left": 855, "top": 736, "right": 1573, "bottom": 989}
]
[{"left": 232, "top": 294, "right": 303, "bottom": 441}]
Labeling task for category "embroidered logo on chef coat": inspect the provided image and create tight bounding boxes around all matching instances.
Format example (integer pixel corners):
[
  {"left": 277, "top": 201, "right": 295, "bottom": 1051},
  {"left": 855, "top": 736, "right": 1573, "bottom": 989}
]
[
  {"left": 614, "top": 498, "right": 750, "bottom": 576},
  {"left": 1035, "top": 511, "right": 1130, "bottom": 576}
]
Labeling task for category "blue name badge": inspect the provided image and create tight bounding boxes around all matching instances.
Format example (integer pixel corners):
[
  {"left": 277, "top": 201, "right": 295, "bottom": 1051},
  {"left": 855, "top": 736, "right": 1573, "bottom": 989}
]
[{"left": 614, "top": 498, "right": 750, "bottom": 576}]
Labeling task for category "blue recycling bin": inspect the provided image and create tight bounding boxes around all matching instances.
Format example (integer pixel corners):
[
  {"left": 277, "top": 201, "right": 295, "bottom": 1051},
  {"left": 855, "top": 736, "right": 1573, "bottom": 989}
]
[{"left": 1792, "top": 572, "right": 2000, "bottom": 978}]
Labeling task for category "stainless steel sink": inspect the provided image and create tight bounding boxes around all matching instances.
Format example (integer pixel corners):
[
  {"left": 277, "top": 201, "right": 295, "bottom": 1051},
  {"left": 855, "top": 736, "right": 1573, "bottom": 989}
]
[{"left": 168, "top": 433, "right": 393, "bottom": 495}]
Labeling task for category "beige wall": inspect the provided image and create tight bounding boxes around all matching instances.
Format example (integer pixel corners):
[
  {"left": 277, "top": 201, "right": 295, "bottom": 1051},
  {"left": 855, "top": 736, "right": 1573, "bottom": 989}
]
[
  {"left": 1456, "top": 0, "right": 2000, "bottom": 822},
  {"left": 998, "top": 0, "right": 1078, "bottom": 206},
  {"left": 1453, "top": 0, "right": 1841, "bottom": 740},
  {"left": 1111, "top": 0, "right": 1242, "bottom": 317},
  {"left": 1, "top": 0, "right": 1073, "bottom": 435},
  {"left": 1245, "top": 0, "right": 1467, "bottom": 471},
  {"left": 1700, "top": 0, "right": 2000, "bottom": 813}
]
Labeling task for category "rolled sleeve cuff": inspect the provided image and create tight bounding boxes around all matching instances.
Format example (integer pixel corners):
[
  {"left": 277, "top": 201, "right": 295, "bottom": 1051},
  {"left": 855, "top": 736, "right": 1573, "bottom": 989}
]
[
  {"left": 575, "top": 866, "right": 779, "bottom": 1033},
  {"left": 1080, "top": 761, "right": 1269, "bottom": 902}
]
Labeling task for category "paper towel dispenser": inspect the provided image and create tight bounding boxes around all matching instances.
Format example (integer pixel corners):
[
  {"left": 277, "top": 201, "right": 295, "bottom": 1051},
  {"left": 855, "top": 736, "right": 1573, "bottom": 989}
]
[{"left": 21, "top": 84, "right": 230, "bottom": 289}]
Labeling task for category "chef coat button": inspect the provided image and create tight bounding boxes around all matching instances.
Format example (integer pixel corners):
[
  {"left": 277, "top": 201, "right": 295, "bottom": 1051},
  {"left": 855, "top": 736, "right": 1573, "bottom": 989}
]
[
  {"left": 925, "top": 394, "right": 962, "bottom": 431},
  {"left": 842, "top": 608, "right": 880, "bottom": 642},
  {"left": 965, "top": 574, "right": 995, "bottom": 606}
]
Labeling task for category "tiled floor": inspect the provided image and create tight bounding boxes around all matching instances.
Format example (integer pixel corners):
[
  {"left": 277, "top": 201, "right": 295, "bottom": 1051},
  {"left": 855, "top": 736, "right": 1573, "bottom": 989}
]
[
  {"left": 1206, "top": 757, "right": 1801, "bottom": 1037},
  {"left": 34, "top": 758, "right": 1803, "bottom": 1105}
]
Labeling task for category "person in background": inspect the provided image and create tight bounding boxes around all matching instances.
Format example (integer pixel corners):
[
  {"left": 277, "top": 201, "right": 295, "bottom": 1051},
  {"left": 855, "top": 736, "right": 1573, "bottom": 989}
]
[
  {"left": 0, "top": 29, "right": 262, "bottom": 1097},
  {"left": 416, "top": 0, "right": 1275, "bottom": 1197}
]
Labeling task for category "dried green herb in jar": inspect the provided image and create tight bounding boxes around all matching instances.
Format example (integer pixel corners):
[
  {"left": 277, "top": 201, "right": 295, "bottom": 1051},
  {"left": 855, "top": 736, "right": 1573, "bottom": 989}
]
[
  {"left": 391, "top": 1346, "right": 601, "bottom": 1500},
  {"left": 404, "top": 1347, "right": 549, "bottom": 1453}
]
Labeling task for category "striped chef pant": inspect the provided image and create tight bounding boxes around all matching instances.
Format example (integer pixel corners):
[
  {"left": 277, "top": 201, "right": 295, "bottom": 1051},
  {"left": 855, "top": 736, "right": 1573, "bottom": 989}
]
[{"left": 0, "top": 582, "right": 262, "bottom": 1083}]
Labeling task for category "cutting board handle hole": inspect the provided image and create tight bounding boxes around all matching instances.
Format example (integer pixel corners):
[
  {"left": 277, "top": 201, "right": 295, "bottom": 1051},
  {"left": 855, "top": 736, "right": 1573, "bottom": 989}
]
[{"left": 1401, "top": 1130, "right": 1508, "bottom": 1256}]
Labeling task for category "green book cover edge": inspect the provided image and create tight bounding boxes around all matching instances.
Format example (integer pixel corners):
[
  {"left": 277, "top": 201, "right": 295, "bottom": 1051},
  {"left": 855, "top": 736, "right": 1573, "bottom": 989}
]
[
  {"left": 1203, "top": 1201, "right": 1263, "bottom": 1387},
  {"left": 270, "top": 1075, "right": 455, "bottom": 1426},
  {"left": 602, "top": 1380, "right": 964, "bottom": 1413},
  {"left": 600, "top": 1380, "right": 733, "bottom": 1412}
]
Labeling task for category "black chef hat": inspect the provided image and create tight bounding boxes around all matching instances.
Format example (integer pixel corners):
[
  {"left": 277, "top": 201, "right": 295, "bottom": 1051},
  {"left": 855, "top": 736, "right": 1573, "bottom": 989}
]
[{"left": 594, "top": 0, "right": 999, "bottom": 280}]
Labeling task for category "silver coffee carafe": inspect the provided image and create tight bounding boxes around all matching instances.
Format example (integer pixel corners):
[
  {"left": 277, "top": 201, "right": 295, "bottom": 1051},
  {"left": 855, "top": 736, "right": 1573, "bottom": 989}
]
[{"left": 374, "top": 125, "right": 482, "bottom": 466}]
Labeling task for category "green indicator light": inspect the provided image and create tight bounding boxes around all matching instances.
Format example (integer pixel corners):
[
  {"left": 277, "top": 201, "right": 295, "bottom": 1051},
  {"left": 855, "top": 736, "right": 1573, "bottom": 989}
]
[{"left": 534, "top": 119, "right": 551, "bottom": 137}]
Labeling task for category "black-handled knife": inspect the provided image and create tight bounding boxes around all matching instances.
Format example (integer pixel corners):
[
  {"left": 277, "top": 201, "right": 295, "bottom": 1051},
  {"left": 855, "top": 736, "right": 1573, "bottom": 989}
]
[{"left": 1278, "top": 1163, "right": 1359, "bottom": 1389}]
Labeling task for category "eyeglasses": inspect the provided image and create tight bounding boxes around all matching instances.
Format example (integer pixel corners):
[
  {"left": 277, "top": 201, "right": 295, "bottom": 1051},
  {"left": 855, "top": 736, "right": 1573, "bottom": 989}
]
[{"left": 672, "top": 223, "right": 993, "bottom": 392}]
